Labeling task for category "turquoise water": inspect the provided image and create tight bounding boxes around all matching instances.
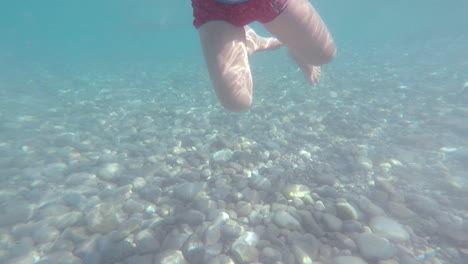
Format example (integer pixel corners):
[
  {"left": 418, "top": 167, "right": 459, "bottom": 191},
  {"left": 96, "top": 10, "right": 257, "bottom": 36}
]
[{"left": 1, "top": 1, "right": 467, "bottom": 264}]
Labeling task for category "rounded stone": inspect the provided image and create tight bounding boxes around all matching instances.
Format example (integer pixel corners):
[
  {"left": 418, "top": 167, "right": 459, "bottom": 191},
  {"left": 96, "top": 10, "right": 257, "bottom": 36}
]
[
  {"left": 333, "top": 256, "right": 368, "bottom": 264},
  {"left": 355, "top": 233, "right": 396, "bottom": 260},
  {"left": 369, "top": 216, "right": 409, "bottom": 242},
  {"left": 322, "top": 213, "right": 343, "bottom": 232},
  {"left": 336, "top": 202, "right": 360, "bottom": 220},
  {"left": 98, "top": 163, "right": 123, "bottom": 181},
  {"left": 282, "top": 184, "right": 311, "bottom": 199},
  {"left": 273, "top": 211, "right": 301, "bottom": 231},
  {"left": 236, "top": 201, "right": 252, "bottom": 217},
  {"left": 212, "top": 149, "right": 233, "bottom": 163},
  {"left": 86, "top": 203, "right": 119, "bottom": 234},
  {"left": 231, "top": 243, "right": 259, "bottom": 264},
  {"left": 173, "top": 182, "right": 202, "bottom": 201},
  {"left": 0, "top": 200, "right": 34, "bottom": 227}
]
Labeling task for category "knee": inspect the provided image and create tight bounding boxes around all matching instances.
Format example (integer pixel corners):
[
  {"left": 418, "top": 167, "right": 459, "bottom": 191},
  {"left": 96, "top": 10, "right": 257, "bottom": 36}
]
[{"left": 313, "top": 43, "right": 337, "bottom": 65}]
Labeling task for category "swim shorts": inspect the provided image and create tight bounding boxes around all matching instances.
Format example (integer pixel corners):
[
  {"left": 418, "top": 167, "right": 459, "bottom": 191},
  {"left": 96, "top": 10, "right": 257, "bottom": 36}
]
[{"left": 192, "top": 0, "right": 289, "bottom": 29}]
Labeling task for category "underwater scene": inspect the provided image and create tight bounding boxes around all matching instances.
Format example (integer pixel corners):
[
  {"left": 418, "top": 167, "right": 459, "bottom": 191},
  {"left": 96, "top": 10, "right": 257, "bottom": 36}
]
[{"left": 0, "top": 0, "right": 467, "bottom": 264}]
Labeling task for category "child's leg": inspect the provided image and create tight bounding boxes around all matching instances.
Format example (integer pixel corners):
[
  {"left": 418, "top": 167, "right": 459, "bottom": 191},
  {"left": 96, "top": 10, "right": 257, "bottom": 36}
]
[
  {"left": 198, "top": 21, "right": 253, "bottom": 111},
  {"left": 198, "top": 22, "right": 283, "bottom": 111},
  {"left": 263, "top": 0, "right": 336, "bottom": 85}
]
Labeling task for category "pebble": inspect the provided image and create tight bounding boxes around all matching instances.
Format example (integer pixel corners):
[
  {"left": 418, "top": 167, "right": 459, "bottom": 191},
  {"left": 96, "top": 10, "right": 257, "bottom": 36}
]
[
  {"left": 297, "top": 210, "right": 324, "bottom": 237},
  {"left": 98, "top": 163, "right": 122, "bottom": 181},
  {"left": 182, "top": 234, "right": 205, "bottom": 264},
  {"left": 155, "top": 250, "right": 187, "bottom": 264},
  {"left": 221, "top": 220, "right": 244, "bottom": 239},
  {"left": 55, "top": 132, "right": 80, "bottom": 147},
  {"left": 63, "top": 192, "right": 87, "bottom": 210},
  {"left": 176, "top": 209, "right": 206, "bottom": 226},
  {"left": 122, "top": 199, "right": 146, "bottom": 215},
  {"left": 38, "top": 251, "right": 82, "bottom": 264},
  {"left": 0, "top": 200, "right": 34, "bottom": 227},
  {"left": 132, "top": 177, "right": 146, "bottom": 190},
  {"left": 357, "top": 195, "right": 386, "bottom": 218},
  {"left": 322, "top": 213, "right": 343, "bottom": 232},
  {"left": 173, "top": 182, "right": 202, "bottom": 201},
  {"left": 273, "top": 211, "right": 301, "bottom": 231},
  {"left": 86, "top": 203, "right": 120, "bottom": 234},
  {"left": 52, "top": 211, "right": 84, "bottom": 230},
  {"left": 135, "top": 229, "right": 160, "bottom": 254},
  {"left": 282, "top": 184, "right": 311, "bottom": 199},
  {"left": 261, "top": 247, "right": 283, "bottom": 263},
  {"left": 236, "top": 201, "right": 252, "bottom": 217},
  {"left": 249, "top": 176, "right": 272, "bottom": 191},
  {"left": 231, "top": 242, "right": 259, "bottom": 264},
  {"left": 336, "top": 201, "right": 360, "bottom": 220},
  {"left": 42, "top": 162, "right": 68, "bottom": 178},
  {"left": 212, "top": 149, "right": 233, "bottom": 163},
  {"left": 369, "top": 216, "right": 409, "bottom": 242},
  {"left": 32, "top": 225, "right": 60, "bottom": 244},
  {"left": 405, "top": 194, "right": 440, "bottom": 216},
  {"left": 333, "top": 255, "right": 368, "bottom": 264},
  {"left": 107, "top": 217, "right": 141, "bottom": 242},
  {"left": 355, "top": 233, "right": 396, "bottom": 260}
]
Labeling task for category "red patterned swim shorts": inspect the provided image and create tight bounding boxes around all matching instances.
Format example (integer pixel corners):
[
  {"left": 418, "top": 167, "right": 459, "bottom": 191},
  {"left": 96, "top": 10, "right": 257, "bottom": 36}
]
[{"left": 192, "top": 0, "right": 289, "bottom": 28}]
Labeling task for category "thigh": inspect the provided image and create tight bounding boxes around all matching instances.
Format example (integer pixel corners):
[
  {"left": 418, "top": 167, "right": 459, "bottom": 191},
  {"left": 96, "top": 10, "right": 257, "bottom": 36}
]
[
  {"left": 263, "top": 0, "right": 336, "bottom": 65},
  {"left": 198, "top": 21, "right": 253, "bottom": 111}
]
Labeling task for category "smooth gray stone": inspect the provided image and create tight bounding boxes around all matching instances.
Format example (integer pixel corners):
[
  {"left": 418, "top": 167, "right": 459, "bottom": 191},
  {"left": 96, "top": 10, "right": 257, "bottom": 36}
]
[
  {"left": 0, "top": 200, "right": 33, "bottom": 227},
  {"left": 249, "top": 176, "right": 272, "bottom": 191},
  {"left": 357, "top": 195, "right": 385, "bottom": 218},
  {"left": 173, "top": 182, "right": 202, "bottom": 201},
  {"left": 135, "top": 229, "right": 160, "bottom": 254},
  {"left": 65, "top": 173, "right": 95, "bottom": 186},
  {"left": 333, "top": 233, "right": 357, "bottom": 251},
  {"left": 42, "top": 163, "right": 68, "bottom": 179},
  {"left": 63, "top": 192, "right": 87, "bottom": 210},
  {"left": 336, "top": 202, "right": 360, "bottom": 220},
  {"left": 36, "top": 203, "right": 71, "bottom": 220},
  {"left": 86, "top": 203, "right": 119, "bottom": 234},
  {"left": 355, "top": 233, "right": 396, "bottom": 260},
  {"left": 212, "top": 149, "right": 233, "bottom": 163},
  {"left": 236, "top": 201, "right": 252, "bottom": 217},
  {"left": 155, "top": 250, "right": 187, "bottom": 264},
  {"left": 297, "top": 210, "right": 324, "bottom": 237},
  {"left": 37, "top": 251, "right": 82, "bottom": 264},
  {"left": 231, "top": 242, "right": 259, "bottom": 264},
  {"left": 32, "top": 225, "right": 60, "bottom": 244},
  {"left": 99, "top": 239, "right": 137, "bottom": 264},
  {"left": 221, "top": 220, "right": 244, "bottom": 239},
  {"left": 52, "top": 211, "right": 84, "bottom": 230},
  {"left": 273, "top": 211, "right": 301, "bottom": 231},
  {"left": 333, "top": 256, "right": 368, "bottom": 264},
  {"left": 369, "top": 216, "right": 409, "bottom": 242},
  {"left": 176, "top": 209, "right": 205, "bottom": 226},
  {"left": 406, "top": 194, "right": 440, "bottom": 216},
  {"left": 124, "top": 254, "right": 154, "bottom": 264},
  {"left": 322, "top": 213, "right": 343, "bottom": 232},
  {"left": 62, "top": 227, "right": 89, "bottom": 244},
  {"left": 122, "top": 199, "right": 145, "bottom": 214},
  {"left": 161, "top": 231, "right": 189, "bottom": 251},
  {"left": 260, "top": 247, "right": 283, "bottom": 263},
  {"left": 182, "top": 234, "right": 205, "bottom": 264},
  {"left": 287, "top": 233, "right": 320, "bottom": 260},
  {"left": 107, "top": 217, "right": 142, "bottom": 242}
]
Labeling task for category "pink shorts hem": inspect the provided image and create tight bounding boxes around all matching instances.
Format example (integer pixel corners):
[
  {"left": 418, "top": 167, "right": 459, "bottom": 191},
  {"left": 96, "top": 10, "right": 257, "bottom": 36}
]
[{"left": 192, "top": 0, "right": 289, "bottom": 28}]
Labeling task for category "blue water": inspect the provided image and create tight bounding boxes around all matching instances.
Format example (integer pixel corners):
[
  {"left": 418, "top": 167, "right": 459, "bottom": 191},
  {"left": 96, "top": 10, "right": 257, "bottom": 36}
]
[{"left": 1, "top": 1, "right": 467, "bottom": 264}]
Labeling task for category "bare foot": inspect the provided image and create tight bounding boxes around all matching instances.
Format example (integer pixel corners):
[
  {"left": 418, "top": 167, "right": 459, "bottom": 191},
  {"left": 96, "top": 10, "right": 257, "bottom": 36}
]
[
  {"left": 288, "top": 50, "right": 321, "bottom": 86},
  {"left": 245, "top": 26, "right": 283, "bottom": 56}
]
